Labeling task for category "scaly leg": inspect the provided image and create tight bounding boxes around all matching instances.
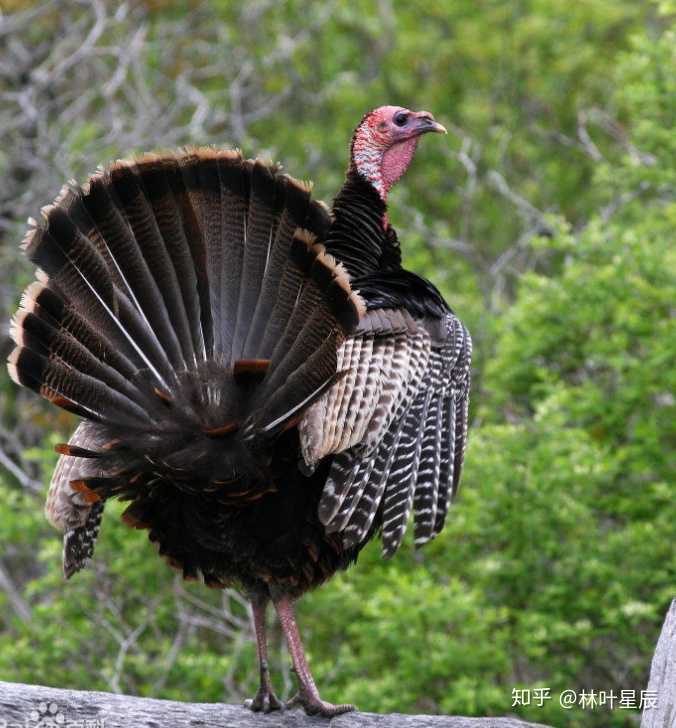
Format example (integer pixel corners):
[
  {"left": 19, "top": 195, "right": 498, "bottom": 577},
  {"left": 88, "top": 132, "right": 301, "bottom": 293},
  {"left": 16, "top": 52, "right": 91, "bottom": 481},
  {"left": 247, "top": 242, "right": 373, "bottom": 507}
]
[
  {"left": 274, "top": 594, "right": 355, "bottom": 717},
  {"left": 244, "top": 595, "right": 283, "bottom": 713}
]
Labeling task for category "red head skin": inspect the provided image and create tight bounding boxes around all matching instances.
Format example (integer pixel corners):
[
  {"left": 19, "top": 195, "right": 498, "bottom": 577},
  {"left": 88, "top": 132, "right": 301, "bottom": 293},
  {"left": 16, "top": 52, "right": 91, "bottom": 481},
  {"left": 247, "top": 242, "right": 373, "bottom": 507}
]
[{"left": 350, "top": 105, "right": 447, "bottom": 204}]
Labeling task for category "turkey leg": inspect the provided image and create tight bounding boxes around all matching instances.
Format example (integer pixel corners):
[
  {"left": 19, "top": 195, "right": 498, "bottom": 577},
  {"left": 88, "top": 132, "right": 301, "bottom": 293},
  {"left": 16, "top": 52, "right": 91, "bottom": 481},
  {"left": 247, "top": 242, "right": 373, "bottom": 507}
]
[
  {"left": 244, "top": 595, "right": 282, "bottom": 712},
  {"left": 273, "top": 594, "right": 355, "bottom": 716}
]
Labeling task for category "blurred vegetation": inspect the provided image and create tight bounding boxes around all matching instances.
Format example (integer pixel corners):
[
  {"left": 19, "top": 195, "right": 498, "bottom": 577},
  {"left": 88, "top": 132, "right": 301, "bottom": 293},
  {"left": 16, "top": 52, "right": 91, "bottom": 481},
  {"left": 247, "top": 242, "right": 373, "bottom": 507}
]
[{"left": 0, "top": 2, "right": 674, "bottom": 727}]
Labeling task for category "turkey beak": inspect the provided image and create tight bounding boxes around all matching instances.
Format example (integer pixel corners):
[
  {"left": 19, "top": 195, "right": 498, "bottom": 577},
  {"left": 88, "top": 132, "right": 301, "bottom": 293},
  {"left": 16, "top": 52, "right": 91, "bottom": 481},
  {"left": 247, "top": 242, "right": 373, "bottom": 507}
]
[{"left": 414, "top": 111, "right": 447, "bottom": 136}]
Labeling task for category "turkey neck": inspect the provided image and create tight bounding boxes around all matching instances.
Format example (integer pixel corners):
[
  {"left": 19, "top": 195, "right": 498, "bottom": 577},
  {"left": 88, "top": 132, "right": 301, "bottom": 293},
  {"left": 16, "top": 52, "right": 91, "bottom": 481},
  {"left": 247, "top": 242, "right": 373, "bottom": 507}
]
[{"left": 324, "top": 169, "right": 402, "bottom": 277}]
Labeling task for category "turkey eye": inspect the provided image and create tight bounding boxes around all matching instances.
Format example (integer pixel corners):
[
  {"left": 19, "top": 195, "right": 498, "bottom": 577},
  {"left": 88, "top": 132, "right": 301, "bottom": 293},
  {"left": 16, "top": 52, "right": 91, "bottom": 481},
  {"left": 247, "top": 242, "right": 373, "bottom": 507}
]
[{"left": 393, "top": 112, "right": 409, "bottom": 127}]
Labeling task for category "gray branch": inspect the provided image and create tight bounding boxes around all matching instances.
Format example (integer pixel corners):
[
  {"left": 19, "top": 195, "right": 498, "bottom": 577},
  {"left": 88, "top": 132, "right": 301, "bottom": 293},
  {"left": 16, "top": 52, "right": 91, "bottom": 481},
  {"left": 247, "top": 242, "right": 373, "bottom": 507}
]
[
  {"left": 0, "top": 561, "right": 31, "bottom": 622},
  {"left": 0, "top": 682, "right": 552, "bottom": 728},
  {"left": 0, "top": 446, "right": 43, "bottom": 493}
]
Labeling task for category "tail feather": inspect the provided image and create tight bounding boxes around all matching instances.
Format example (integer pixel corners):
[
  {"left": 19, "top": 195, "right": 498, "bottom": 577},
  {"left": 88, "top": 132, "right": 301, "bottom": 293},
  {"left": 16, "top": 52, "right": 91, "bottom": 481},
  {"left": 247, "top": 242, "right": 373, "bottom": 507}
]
[
  {"left": 79, "top": 176, "right": 179, "bottom": 387},
  {"left": 256, "top": 233, "right": 310, "bottom": 359},
  {"left": 232, "top": 160, "right": 282, "bottom": 360},
  {"left": 24, "top": 207, "right": 115, "bottom": 311},
  {"left": 243, "top": 177, "right": 312, "bottom": 359},
  {"left": 178, "top": 151, "right": 222, "bottom": 354},
  {"left": 255, "top": 332, "right": 340, "bottom": 436},
  {"left": 7, "top": 346, "right": 150, "bottom": 426},
  {"left": 216, "top": 153, "right": 249, "bottom": 362},
  {"left": 19, "top": 281, "right": 141, "bottom": 382},
  {"left": 10, "top": 309, "right": 141, "bottom": 406},
  {"left": 168, "top": 155, "right": 214, "bottom": 356},
  {"left": 54, "top": 183, "right": 129, "bottom": 294},
  {"left": 135, "top": 155, "right": 208, "bottom": 361},
  {"left": 113, "top": 287, "right": 178, "bottom": 387},
  {"left": 82, "top": 173, "right": 176, "bottom": 355},
  {"left": 108, "top": 162, "right": 191, "bottom": 368},
  {"left": 263, "top": 239, "right": 363, "bottom": 402},
  {"left": 23, "top": 217, "right": 174, "bottom": 389},
  {"left": 267, "top": 298, "right": 331, "bottom": 394},
  {"left": 10, "top": 149, "right": 365, "bottom": 539}
]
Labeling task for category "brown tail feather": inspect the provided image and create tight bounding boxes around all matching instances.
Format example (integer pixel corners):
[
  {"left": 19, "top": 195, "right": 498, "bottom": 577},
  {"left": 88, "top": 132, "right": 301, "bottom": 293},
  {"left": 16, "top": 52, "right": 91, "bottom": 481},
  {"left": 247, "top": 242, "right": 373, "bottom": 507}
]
[
  {"left": 215, "top": 154, "right": 250, "bottom": 363},
  {"left": 242, "top": 176, "right": 313, "bottom": 359},
  {"left": 10, "top": 148, "right": 365, "bottom": 529},
  {"left": 232, "top": 160, "right": 283, "bottom": 360},
  {"left": 134, "top": 154, "right": 208, "bottom": 361},
  {"left": 109, "top": 161, "right": 191, "bottom": 368}
]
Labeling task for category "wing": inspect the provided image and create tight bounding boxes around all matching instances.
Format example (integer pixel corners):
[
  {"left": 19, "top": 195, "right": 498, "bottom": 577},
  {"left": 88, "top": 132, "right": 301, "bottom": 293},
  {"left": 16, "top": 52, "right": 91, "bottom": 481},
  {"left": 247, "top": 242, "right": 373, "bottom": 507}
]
[
  {"left": 300, "top": 307, "right": 471, "bottom": 557},
  {"left": 45, "top": 421, "right": 109, "bottom": 577}
]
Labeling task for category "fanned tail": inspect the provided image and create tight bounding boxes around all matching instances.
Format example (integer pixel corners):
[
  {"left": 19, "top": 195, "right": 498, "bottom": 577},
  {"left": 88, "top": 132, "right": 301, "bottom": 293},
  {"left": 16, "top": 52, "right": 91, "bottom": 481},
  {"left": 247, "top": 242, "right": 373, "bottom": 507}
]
[{"left": 9, "top": 149, "right": 365, "bottom": 574}]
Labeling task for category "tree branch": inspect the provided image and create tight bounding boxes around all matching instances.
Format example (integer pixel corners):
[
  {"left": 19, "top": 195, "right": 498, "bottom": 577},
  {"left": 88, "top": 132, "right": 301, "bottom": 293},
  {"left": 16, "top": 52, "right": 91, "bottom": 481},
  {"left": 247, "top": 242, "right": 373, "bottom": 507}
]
[
  {"left": 0, "top": 681, "right": 552, "bottom": 727},
  {"left": 0, "top": 560, "right": 31, "bottom": 622}
]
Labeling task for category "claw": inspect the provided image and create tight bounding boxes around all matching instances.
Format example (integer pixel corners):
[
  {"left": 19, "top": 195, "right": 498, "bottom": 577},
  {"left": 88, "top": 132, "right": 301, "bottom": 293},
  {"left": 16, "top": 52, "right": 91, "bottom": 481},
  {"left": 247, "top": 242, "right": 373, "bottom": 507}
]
[
  {"left": 244, "top": 688, "right": 284, "bottom": 713},
  {"left": 285, "top": 691, "right": 355, "bottom": 717}
]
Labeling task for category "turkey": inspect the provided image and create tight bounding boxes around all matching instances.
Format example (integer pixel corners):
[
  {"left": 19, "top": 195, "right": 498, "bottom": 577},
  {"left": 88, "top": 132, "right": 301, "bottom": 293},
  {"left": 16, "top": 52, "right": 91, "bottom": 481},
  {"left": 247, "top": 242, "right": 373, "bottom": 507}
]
[{"left": 7, "top": 106, "right": 471, "bottom": 716}]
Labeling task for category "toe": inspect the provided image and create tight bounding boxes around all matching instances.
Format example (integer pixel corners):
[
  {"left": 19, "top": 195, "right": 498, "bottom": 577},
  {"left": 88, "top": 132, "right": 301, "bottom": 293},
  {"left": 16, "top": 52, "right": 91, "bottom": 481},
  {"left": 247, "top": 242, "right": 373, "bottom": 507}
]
[
  {"left": 263, "top": 693, "right": 283, "bottom": 713},
  {"left": 245, "top": 690, "right": 283, "bottom": 713},
  {"left": 287, "top": 695, "right": 356, "bottom": 717},
  {"left": 315, "top": 702, "right": 355, "bottom": 717}
]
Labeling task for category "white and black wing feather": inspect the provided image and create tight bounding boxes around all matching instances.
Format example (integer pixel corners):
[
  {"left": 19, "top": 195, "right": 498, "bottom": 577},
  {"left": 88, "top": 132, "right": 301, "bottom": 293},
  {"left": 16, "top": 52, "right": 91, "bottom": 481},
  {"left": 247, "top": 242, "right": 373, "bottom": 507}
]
[{"left": 304, "top": 308, "right": 471, "bottom": 556}]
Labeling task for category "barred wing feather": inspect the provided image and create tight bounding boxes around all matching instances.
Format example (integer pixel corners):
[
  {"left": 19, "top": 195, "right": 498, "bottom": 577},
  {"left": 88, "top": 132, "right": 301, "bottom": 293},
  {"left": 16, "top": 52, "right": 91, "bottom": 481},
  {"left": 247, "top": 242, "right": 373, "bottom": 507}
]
[{"left": 306, "top": 309, "right": 471, "bottom": 556}]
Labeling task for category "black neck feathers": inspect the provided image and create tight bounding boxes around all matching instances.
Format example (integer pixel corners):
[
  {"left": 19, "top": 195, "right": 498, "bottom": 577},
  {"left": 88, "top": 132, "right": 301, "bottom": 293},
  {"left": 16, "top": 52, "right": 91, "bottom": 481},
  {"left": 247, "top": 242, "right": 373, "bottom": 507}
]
[{"left": 325, "top": 170, "right": 401, "bottom": 277}]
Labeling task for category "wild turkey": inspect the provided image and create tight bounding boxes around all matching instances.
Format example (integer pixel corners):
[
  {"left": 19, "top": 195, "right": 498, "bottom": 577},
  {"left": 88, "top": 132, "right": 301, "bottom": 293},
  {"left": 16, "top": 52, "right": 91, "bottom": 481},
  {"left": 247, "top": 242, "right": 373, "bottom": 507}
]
[{"left": 8, "top": 106, "right": 471, "bottom": 716}]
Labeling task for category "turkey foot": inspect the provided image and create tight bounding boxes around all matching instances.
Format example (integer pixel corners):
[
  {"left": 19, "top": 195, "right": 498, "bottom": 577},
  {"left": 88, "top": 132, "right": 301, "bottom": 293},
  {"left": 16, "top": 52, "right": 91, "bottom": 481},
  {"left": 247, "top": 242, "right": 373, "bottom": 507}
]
[
  {"left": 274, "top": 595, "right": 356, "bottom": 717},
  {"left": 286, "top": 673, "right": 355, "bottom": 717},
  {"left": 245, "top": 677, "right": 283, "bottom": 713}
]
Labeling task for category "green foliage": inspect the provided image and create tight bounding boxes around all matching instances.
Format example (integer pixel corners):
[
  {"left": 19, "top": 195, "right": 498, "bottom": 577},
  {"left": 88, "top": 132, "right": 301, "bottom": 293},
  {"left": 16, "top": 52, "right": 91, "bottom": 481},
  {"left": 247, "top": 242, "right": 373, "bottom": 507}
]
[{"left": 0, "top": 3, "right": 674, "bottom": 728}]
